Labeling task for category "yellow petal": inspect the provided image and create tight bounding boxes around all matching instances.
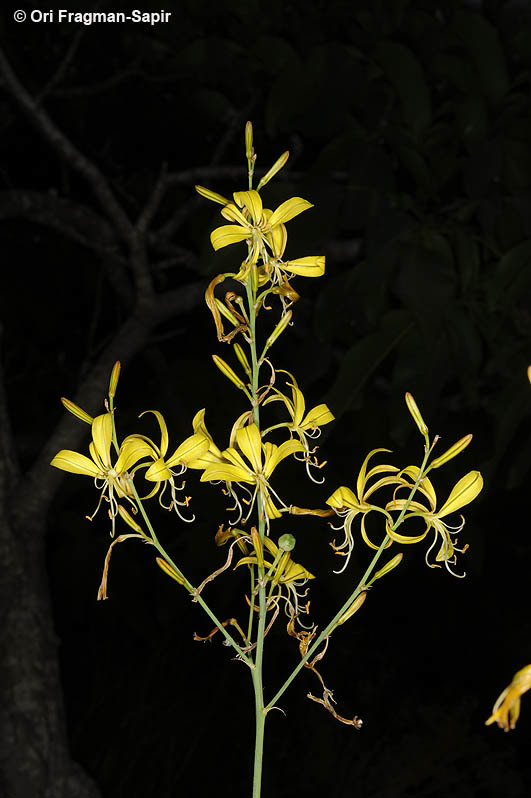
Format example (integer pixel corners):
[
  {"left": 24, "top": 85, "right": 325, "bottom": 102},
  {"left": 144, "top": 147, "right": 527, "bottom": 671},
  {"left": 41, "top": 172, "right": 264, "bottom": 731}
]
[
  {"left": 200, "top": 463, "right": 255, "bottom": 484},
  {"left": 139, "top": 410, "right": 169, "bottom": 457},
  {"left": 166, "top": 433, "right": 210, "bottom": 468},
  {"left": 386, "top": 518, "right": 430, "bottom": 545},
  {"left": 398, "top": 465, "right": 437, "bottom": 511},
  {"left": 235, "top": 424, "right": 263, "bottom": 472},
  {"left": 300, "top": 403, "right": 334, "bottom": 430},
  {"left": 222, "top": 446, "right": 251, "bottom": 472},
  {"left": 291, "top": 385, "right": 306, "bottom": 428},
  {"left": 145, "top": 457, "right": 172, "bottom": 482},
  {"left": 438, "top": 471, "right": 483, "bottom": 518},
  {"left": 221, "top": 202, "right": 250, "bottom": 226},
  {"left": 233, "top": 190, "right": 263, "bottom": 225},
  {"left": 210, "top": 225, "right": 250, "bottom": 251},
  {"left": 284, "top": 255, "right": 325, "bottom": 277},
  {"left": 326, "top": 485, "right": 362, "bottom": 510},
  {"left": 267, "top": 222, "right": 287, "bottom": 259},
  {"left": 192, "top": 408, "right": 223, "bottom": 459},
  {"left": 50, "top": 449, "right": 102, "bottom": 477},
  {"left": 91, "top": 413, "right": 113, "bottom": 469},
  {"left": 357, "top": 449, "right": 392, "bottom": 501},
  {"left": 280, "top": 558, "right": 315, "bottom": 583},
  {"left": 263, "top": 438, "right": 304, "bottom": 478},
  {"left": 268, "top": 197, "right": 313, "bottom": 227},
  {"left": 264, "top": 492, "right": 282, "bottom": 518},
  {"left": 115, "top": 436, "right": 155, "bottom": 472}
]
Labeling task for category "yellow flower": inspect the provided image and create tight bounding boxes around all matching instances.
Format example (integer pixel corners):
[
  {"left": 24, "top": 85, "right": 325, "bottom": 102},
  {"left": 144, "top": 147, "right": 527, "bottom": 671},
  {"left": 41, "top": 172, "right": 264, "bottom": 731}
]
[
  {"left": 264, "top": 372, "right": 334, "bottom": 482},
  {"left": 50, "top": 413, "right": 153, "bottom": 536},
  {"left": 208, "top": 189, "right": 313, "bottom": 266},
  {"left": 486, "top": 664, "right": 531, "bottom": 731},
  {"left": 385, "top": 469, "right": 483, "bottom": 576},
  {"left": 235, "top": 533, "right": 314, "bottom": 626},
  {"left": 123, "top": 410, "right": 209, "bottom": 521},
  {"left": 200, "top": 423, "right": 304, "bottom": 525},
  {"left": 326, "top": 449, "right": 399, "bottom": 572}
]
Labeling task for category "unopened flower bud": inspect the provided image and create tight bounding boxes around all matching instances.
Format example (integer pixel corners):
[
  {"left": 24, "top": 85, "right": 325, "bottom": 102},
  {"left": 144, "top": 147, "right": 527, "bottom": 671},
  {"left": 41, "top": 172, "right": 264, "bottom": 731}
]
[
  {"left": 245, "top": 121, "right": 254, "bottom": 160},
  {"left": 429, "top": 435, "right": 472, "bottom": 470},
  {"left": 156, "top": 557, "right": 186, "bottom": 586},
  {"left": 264, "top": 310, "right": 292, "bottom": 352},
  {"left": 212, "top": 355, "right": 247, "bottom": 391},
  {"left": 367, "top": 553, "right": 403, "bottom": 586},
  {"left": 257, "top": 151, "right": 290, "bottom": 191},
  {"left": 109, "top": 361, "right": 121, "bottom": 399},
  {"left": 195, "top": 185, "right": 230, "bottom": 206},
  {"left": 61, "top": 397, "right": 93, "bottom": 425},
  {"left": 405, "top": 392, "right": 428, "bottom": 436}
]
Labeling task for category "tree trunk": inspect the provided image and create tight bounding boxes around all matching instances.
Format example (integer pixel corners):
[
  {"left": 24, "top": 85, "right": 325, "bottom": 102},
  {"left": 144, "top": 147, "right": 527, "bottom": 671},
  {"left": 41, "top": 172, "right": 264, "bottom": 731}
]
[{"left": 0, "top": 460, "right": 100, "bottom": 798}]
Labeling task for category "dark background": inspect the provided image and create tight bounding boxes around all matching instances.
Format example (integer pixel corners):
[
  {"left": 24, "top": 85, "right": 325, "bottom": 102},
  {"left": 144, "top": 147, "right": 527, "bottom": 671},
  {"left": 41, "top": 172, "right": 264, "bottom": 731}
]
[{"left": 1, "top": 0, "right": 531, "bottom": 796}]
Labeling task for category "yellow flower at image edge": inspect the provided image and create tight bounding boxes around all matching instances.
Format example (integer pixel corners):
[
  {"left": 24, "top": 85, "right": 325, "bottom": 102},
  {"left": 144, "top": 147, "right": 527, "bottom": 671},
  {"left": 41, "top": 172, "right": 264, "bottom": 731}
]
[
  {"left": 50, "top": 413, "right": 153, "bottom": 535},
  {"left": 486, "top": 665, "right": 531, "bottom": 731}
]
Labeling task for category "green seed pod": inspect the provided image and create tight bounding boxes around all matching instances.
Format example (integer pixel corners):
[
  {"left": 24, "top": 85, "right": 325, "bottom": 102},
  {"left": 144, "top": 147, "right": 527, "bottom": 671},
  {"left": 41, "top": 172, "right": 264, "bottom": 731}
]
[{"left": 278, "top": 533, "right": 296, "bottom": 552}]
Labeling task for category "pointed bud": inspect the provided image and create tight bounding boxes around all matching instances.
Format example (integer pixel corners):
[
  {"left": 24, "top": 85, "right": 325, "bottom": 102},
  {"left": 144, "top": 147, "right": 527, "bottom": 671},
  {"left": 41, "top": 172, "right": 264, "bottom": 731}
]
[
  {"left": 233, "top": 343, "right": 251, "bottom": 378},
  {"left": 257, "top": 151, "right": 290, "bottom": 191},
  {"left": 117, "top": 505, "right": 143, "bottom": 534},
  {"left": 156, "top": 557, "right": 186, "bottom": 586},
  {"left": 109, "top": 361, "right": 121, "bottom": 398},
  {"left": 61, "top": 397, "right": 94, "bottom": 425},
  {"left": 214, "top": 298, "right": 239, "bottom": 327},
  {"left": 264, "top": 310, "right": 292, "bottom": 352},
  {"left": 272, "top": 550, "right": 292, "bottom": 585},
  {"left": 367, "top": 553, "right": 403, "bottom": 586},
  {"left": 195, "top": 184, "right": 230, "bottom": 206},
  {"left": 245, "top": 121, "right": 254, "bottom": 160},
  {"left": 334, "top": 591, "right": 367, "bottom": 629},
  {"left": 212, "top": 355, "right": 247, "bottom": 391},
  {"left": 405, "top": 392, "right": 428, "bottom": 436},
  {"left": 250, "top": 526, "right": 264, "bottom": 569},
  {"left": 429, "top": 435, "right": 473, "bottom": 470}
]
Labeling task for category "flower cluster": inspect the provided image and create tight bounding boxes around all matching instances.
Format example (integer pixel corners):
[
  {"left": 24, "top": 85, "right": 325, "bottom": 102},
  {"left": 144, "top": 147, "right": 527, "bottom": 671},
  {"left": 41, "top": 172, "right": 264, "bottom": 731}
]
[{"left": 325, "top": 394, "right": 483, "bottom": 578}]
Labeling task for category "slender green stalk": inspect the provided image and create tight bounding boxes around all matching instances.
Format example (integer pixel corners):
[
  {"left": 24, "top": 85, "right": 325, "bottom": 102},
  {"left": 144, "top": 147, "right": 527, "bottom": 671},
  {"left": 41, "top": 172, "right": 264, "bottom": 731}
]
[
  {"left": 128, "top": 479, "right": 251, "bottom": 665},
  {"left": 244, "top": 267, "right": 268, "bottom": 798},
  {"left": 265, "top": 442, "right": 433, "bottom": 712}
]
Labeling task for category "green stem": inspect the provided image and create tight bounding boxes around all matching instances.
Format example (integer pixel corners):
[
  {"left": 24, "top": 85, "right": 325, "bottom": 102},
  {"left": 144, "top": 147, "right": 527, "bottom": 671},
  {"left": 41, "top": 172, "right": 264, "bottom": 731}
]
[
  {"left": 251, "top": 516, "right": 267, "bottom": 798},
  {"left": 128, "top": 480, "right": 251, "bottom": 665},
  {"left": 244, "top": 271, "right": 268, "bottom": 798},
  {"left": 265, "top": 442, "right": 433, "bottom": 712}
]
